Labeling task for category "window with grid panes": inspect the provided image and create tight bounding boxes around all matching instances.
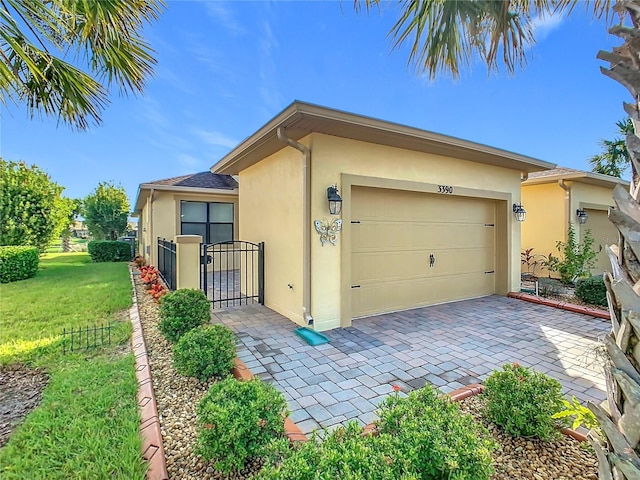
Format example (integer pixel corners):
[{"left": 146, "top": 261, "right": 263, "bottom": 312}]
[{"left": 180, "top": 201, "right": 234, "bottom": 244}]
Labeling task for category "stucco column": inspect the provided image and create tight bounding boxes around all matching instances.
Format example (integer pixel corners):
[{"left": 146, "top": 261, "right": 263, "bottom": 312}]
[{"left": 175, "top": 235, "right": 202, "bottom": 290}]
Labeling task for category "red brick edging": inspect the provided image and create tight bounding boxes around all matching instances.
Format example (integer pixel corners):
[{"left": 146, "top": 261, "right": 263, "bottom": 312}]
[
  {"left": 507, "top": 292, "right": 610, "bottom": 320},
  {"left": 129, "top": 272, "right": 169, "bottom": 480},
  {"left": 129, "top": 269, "right": 308, "bottom": 480},
  {"left": 362, "top": 383, "right": 587, "bottom": 442}
]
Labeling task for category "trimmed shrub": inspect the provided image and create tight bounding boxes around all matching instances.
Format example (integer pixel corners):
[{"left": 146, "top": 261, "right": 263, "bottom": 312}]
[
  {"left": 258, "top": 422, "right": 411, "bottom": 480},
  {"left": 376, "top": 385, "right": 495, "bottom": 480},
  {"left": 483, "top": 363, "right": 566, "bottom": 440},
  {"left": 87, "top": 240, "right": 132, "bottom": 262},
  {"left": 575, "top": 275, "right": 607, "bottom": 307},
  {"left": 173, "top": 325, "right": 236, "bottom": 381},
  {"left": 0, "top": 246, "right": 39, "bottom": 283},
  {"left": 197, "top": 377, "right": 288, "bottom": 474},
  {"left": 158, "top": 289, "right": 210, "bottom": 342}
]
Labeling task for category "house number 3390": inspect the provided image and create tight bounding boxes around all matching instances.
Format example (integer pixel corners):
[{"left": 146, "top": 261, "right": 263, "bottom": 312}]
[{"left": 438, "top": 185, "right": 454, "bottom": 194}]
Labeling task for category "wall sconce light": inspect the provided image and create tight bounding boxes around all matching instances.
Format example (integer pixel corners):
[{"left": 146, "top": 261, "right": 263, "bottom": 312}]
[
  {"left": 513, "top": 203, "right": 526, "bottom": 222},
  {"left": 576, "top": 208, "right": 588, "bottom": 225},
  {"left": 327, "top": 184, "right": 342, "bottom": 215}
]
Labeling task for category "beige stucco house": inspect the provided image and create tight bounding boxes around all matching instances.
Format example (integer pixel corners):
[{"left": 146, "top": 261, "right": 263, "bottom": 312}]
[
  {"left": 521, "top": 167, "right": 629, "bottom": 278},
  {"left": 134, "top": 172, "right": 238, "bottom": 266},
  {"left": 210, "top": 101, "right": 555, "bottom": 331}
]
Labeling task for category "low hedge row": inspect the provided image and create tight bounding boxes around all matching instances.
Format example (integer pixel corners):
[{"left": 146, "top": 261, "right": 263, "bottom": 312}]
[
  {"left": 0, "top": 246, "right": 39, "bottom": 283},
  {"left": 87, "top": 240, "right": 132, "bottom": 262},
  {"left": 575, "top": 275, "right": 607, "bottom": 307}
]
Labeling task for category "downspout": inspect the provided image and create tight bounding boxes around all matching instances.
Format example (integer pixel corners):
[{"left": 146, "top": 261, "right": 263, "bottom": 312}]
[
  {"left": 276, "top": 127, "right": 313, "bottom": 325},
  {"left": 558, "top": 180, "right": 571, "bottom": 232},
  {"left": 149, "top": 188, "right": 155, "bottom": 264}
]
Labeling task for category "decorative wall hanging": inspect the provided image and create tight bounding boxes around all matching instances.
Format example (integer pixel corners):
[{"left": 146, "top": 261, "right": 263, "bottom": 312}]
[{"left": 314, "top": 218, "right": 342, "bottom": 246}]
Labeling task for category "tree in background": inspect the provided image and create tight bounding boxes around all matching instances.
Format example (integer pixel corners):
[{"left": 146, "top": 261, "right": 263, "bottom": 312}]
[
  {"left": 0, "top": 159, "right": 72, "bottom": 252},
  {"left": 359, "top": 1, "right": 639, "bottom": 478},
  {"left": 1, "top": 0, "right": 164, "bottom": 130},
  {"left": 589, "top": 118, "right": 634, "bottom": 178},
  {"left": 59, "top": 198, "right": 83, "bottom": 252},
  {"left": 84, "top": 182, "right": 129, "bottom": 240}
]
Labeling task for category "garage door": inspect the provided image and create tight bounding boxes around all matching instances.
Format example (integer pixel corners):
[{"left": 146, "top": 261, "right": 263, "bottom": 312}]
[
  {"left": 351, "top": 186, "right": 496, "bottom": 318},
  {"left": 581, "top": 209, "right": 618, "bottom": 274}
]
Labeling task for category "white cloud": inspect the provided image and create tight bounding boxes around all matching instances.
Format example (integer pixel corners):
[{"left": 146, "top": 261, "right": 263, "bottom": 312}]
[
  {"left": 202, "top": 2, "right": 246, "bottom": 35},
  {"left": 194, "top": 129, "right": 238, "bottom": 148},
  {"left": 530, "top": 12, "right": 564, "bottom": 41}
]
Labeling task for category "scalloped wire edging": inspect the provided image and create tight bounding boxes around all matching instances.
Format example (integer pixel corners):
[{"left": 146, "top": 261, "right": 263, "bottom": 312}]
[
  {"left": 361, "top": 383, "right": 588, "bottom": 442},
  {"left": 507, "top": 292, "right": 610, "bottom": 320},
  {"left": 129, "top": 267, "right": 308, "bottom": 480}
]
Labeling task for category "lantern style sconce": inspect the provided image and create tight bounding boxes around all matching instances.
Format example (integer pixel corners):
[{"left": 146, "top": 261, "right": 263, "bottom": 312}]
[
  {"left": 576, "top": 208, "right": 588, "bottom": 225},
  {"left": 327, "top": 184, "right": 342, "bottom": 215},
  {"left": 513, "top": 203, "right": 526, "bottom": 222}
]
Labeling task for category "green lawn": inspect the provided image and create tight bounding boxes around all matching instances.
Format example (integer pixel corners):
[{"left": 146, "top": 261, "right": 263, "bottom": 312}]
[{"left": 0, "top": 253, "right": 146, "bottom": 480}]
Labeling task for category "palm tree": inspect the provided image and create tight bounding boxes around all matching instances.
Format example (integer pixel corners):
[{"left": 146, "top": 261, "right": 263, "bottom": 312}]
[
  {"left": 358, "top": 1, "right": 640, "bottom": 478},
  {"left": 1, "top": 0, "right": 164, "bottom": 130},
  {"left": 590, "top": 118, "right": 634, "bottom": 178}
]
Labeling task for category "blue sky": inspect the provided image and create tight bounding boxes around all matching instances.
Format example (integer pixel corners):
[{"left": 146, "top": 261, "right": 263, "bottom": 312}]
[{"left": 0, "top": 1, "right": 629, "bottom": 208}]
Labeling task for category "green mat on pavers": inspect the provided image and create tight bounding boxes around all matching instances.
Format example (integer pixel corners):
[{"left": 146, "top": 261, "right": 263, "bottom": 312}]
[{"left": 295, "top": 327, "right": 329, "bottom": 346}]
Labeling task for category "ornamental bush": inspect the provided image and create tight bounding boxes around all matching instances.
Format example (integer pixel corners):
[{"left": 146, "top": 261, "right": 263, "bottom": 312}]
[
  {"left": 483, "top": 363, "right": 566, "bottom": 440},
  {"left": 197, "top": 377, "right": 288, "bottom": 474},
  {"left": 258, "top": 422, "right": 411, "bottom": 480},
  {"left": 375, "top": 385, "right": 495, "bottom": 480},
  {"left": 0, "top": 246, "right": 39, "bottom": 283},
  {"left": 173, "top": 325, "right": 236, "bottom": 381},
  {"left": 87, "top": 240, "right": 132, "bottom": 262},
  {"left": 575, "top": 275, "right": 607, "bottom": 307},
  {"left": 158, "top": 289, "right": 210, "bottom": 342}
]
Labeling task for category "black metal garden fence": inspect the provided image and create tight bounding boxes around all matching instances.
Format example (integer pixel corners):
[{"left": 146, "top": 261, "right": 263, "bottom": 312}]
[
  {"left": 61, "top": 323, "right": 113, "bottom": 354},
  {"left": 157, "top": 237, "right": 176, "bottom": 290}
]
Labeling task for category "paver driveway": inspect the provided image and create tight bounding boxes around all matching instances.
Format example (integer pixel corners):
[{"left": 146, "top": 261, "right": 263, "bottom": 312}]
[{"left": 211, "top": 295, "right": 610, "bottom": 435}]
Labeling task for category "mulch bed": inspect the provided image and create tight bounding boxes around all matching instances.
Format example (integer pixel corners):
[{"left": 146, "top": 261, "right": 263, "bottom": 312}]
[
  {"left": 0, "top": 364, "right": 49, "bottom": 448},
  {"left": 459, "top": 395, "right": 598, "bottom": 480}
]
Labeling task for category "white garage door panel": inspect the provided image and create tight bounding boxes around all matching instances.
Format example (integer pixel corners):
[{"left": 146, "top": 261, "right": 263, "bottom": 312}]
[{"left": 351, "top": 186, "right": 496, "bottom": 318}]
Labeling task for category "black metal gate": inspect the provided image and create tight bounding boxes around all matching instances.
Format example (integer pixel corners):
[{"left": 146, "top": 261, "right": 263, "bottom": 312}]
[
  {"left": 157, "top": 237, "right": 176, "bottom": 290},
  {"left": 201, "top": 241, "right": 264, "bottom": 308}
]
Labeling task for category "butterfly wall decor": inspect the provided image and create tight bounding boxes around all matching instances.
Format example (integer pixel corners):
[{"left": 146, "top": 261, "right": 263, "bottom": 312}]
[{"left": 314, "top": 218, "right": 342, "bottom": 246}]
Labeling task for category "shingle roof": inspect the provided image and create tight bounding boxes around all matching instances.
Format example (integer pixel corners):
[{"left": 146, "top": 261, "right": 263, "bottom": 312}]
[
  {"left": 527, "top": 167, "right": 582, "bottom": 179},
  {"left": 143, "top": 172, "right": 238, "bottom": 190}
]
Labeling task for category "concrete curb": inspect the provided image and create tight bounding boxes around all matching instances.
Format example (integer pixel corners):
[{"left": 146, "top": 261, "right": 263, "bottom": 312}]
[
  {"left": 129, "top": 269, "right": 169, "bottom": 480},
  {"left": 507, "top": 292, "right": 610, "bottom": 320}
]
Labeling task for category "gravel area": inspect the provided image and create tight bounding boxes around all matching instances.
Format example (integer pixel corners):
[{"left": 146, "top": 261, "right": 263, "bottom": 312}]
[
  {"left": 135, "top": 270, "right": 601, "bottom": 479},
  {"left": 459, "top": 395, "right": 598, "bottom": 480},
  {"left": 133, "top": 274, "right": 261, "bottom": 479}
]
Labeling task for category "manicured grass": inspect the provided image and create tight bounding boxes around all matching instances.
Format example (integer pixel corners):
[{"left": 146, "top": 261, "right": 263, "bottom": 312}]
[
  {"left": 0, "top": 253, "right": 132, "bottom": 363},
  {"left": 0, "top": 355, "right": 146, "bottom": 480},
  {"left": 0, "top": 253, "right": 145, "bottom": 479}
]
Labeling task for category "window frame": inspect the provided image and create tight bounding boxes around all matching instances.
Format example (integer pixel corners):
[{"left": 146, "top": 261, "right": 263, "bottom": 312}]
[{"left": 180, "top": 200, "right": 234, "bottom": 244}]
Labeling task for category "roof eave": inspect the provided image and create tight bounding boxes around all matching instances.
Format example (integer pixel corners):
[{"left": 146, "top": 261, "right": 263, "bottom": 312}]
[
  {"left": 134, "top": 184, "right": 239, "bottom": 213},
  {"left": 210, "top": 101, "right": 556, "bottom": 175},
  {"left": 523, "top": 172, "right": 630, "bottom": 188}
]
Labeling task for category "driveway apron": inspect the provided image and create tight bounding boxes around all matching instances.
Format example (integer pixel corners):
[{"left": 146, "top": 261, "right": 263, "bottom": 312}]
[{"left": 211, "top": 295, "right": 610, "bottom": 435}]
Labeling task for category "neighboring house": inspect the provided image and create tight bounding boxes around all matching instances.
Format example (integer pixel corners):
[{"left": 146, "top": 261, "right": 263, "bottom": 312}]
[
  {"left": 521, "top": 167, "right": 629, "bottom": 278},
  {"left": 210, "top": 101, "right": 555, "bottom": 331},
  {"left": 71, "top": 220, "right": 89, "bottom": 238},
  {"left": 134, "top": 172, "right": 238, "bottom": 266}
]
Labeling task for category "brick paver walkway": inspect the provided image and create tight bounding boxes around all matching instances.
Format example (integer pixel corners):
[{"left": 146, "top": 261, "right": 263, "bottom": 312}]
[{"left": 211, "top": 295, "right": 610, "bottom": 435}]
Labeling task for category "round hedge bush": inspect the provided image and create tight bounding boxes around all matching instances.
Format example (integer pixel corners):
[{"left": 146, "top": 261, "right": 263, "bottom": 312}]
[
  {"left": 173, "top": 325, "right": 236, "bottom": 381},
  {"left": 575, "top": 275, "right": 607, "bottom": 307},
  {"left": 197, "top": 377, "right": 288, "bottom": 474},
  {"left": 158, "top": 288, "right": 210, "bottom": 342},
  {"left": 483, "top": 363, "right": 566, "bottom": 440}
]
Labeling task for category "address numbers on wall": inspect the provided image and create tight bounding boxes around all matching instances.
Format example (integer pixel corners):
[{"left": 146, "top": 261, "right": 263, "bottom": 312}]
[{"left": 437, "top": 185, "right": 454, "bottom": 194}]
